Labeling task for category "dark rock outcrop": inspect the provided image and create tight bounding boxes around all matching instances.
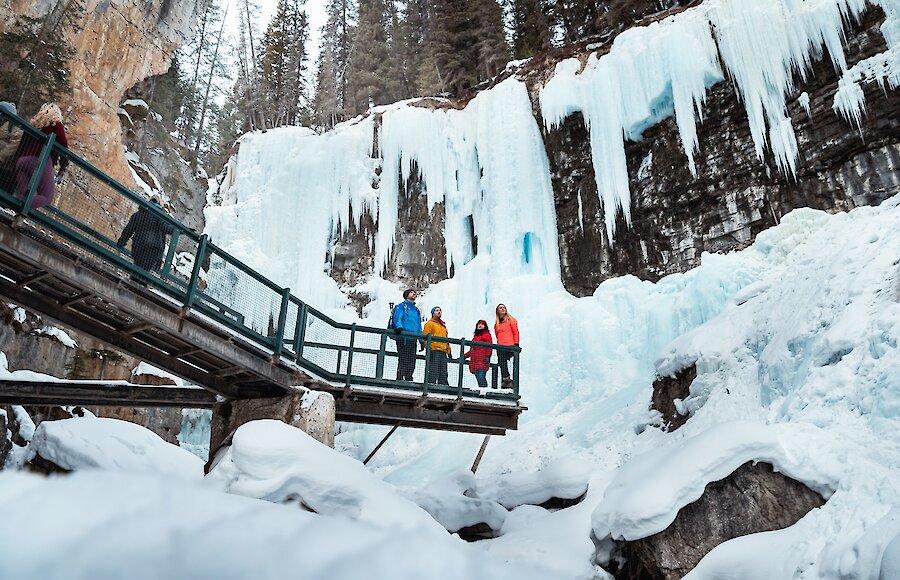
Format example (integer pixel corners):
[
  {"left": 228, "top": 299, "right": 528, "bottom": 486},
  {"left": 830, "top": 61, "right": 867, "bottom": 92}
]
[
  {"left": 331, "top": 157, "right": 449, "bottom": 291},
  {"left": 548, "top": 7, "right": 899, "bottom": 296},
  {"left": 609, "top": 462, "right": 825, "bottom": 580},
  {"left": 650, "top": 365, "right": 697, "bottom": 432}
]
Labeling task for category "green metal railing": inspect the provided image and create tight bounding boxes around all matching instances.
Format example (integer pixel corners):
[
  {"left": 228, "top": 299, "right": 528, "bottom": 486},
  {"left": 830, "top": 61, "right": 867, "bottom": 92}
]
[{"left": 0, "top": 108, "right": 521, "bottom": 401}]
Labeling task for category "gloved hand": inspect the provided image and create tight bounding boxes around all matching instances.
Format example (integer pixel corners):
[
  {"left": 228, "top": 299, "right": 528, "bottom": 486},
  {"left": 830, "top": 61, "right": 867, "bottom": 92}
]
[{"left": 393, "top": 327, "right": 402, "bottom": 335}]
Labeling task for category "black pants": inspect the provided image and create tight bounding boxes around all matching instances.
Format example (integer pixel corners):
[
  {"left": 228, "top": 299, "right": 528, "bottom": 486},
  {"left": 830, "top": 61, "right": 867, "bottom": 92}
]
[
  {"left": 133, "top": 243, "right": 164, "bottom": 273},
  {"left": 428, "top": 350, "right": 449, "bottom": 385},
  {"left": 396, "top": 339, "right": 417, "bottom": 381},
  {"left": 498, "top": 350, "right": 513, "bottom": 379}
]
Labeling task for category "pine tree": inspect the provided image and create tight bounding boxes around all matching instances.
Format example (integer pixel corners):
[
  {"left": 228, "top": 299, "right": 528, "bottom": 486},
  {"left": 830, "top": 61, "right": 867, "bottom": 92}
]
[
  {"left": 470, "top": 0, "right": 509, "bottom": 82},
  {"left": 508, "top": 0, "right": 551, "bottom": 59},
  {"left": 344, "top": 0, "right": 401, "bottom": 116},
  {"left": 313, "top": 0, "right": 355, "bottom": 128},
  {"left": 402, "top": 0, "right": 442, "bottom": 96},
  {"left": 260, "top": 0, "right": 310, "bottom": 127},
  {"left": 430, "top": 0, "right": 475, "bottom": 94},
  {"left": 0, "top": 1, "right": 86, "bottom": 115},
  {"left": 547, "top": 0, "right": 606, "bottom": 43},
  {"left": 234, "top": 0, "right": 266, "bottom": 132}
]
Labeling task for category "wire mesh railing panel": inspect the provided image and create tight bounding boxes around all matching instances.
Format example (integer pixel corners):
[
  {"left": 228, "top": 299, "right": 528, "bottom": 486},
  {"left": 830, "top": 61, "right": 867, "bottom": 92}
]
[
  {"left": 198, "top": 247, "right": 284, "bottom": 345},
  {"left": 301, "top": 309, "right": 351, "bottom": 374},
  {"left": 0, "top": 121, "right": 28, "bottom": 204},
  {"left": 343, "top": 326, "right": 384, "bottom": 382}
]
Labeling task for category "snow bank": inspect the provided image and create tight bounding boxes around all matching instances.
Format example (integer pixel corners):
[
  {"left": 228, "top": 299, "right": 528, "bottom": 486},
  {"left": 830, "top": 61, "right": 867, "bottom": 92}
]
[
  {"left": 26, "top": 417, "right": 203, "bottom": 481},
  {"left": 637, "top": 195, "right": 900, "bottom": 576},
  {"left": 403, "top": 471, "right": 508, "bottom": 533},
  {"left": 207, "top": 420, "right": 446, "bottom": 534},
  {"left": 478, "top": 455, "right": 592, "bottom": 509},
  {"left": 882, "top": 530, "right": 900, "bottom": 580},
  {"left": 0, "top": 471, "right": 564, "bottom": 580},
  {"left": 482, "top": 472, "right": 615, "bottom": 580}
]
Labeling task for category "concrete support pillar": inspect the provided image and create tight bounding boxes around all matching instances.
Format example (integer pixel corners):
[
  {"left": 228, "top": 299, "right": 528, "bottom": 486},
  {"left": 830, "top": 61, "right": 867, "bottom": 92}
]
[{"left": 207, "top": 387, "right": 335, "bottom": 469}]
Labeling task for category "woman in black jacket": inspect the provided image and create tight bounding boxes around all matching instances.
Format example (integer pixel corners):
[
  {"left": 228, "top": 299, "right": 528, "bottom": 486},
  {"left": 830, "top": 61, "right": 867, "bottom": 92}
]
[{"left": 117, "top": 196, "right": 173, "bottom": 278}]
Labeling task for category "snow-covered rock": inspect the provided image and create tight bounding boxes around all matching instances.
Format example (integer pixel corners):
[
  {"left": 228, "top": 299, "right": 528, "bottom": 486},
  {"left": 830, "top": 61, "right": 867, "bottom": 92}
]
[
  {"left": 403, "top": 471, "right": 507, "bottom": 533},
  {"left": 479, "top": 455, "right": 591, "bottom": 509},
  {"left": 592, "top": 421, "right": 835, "bottom": 542},
  {"left": 207, "top": 420, "right": 446, "bottom": 534},
  {"left": 25, "top": 417, "right": 203, "bottom": 481}
]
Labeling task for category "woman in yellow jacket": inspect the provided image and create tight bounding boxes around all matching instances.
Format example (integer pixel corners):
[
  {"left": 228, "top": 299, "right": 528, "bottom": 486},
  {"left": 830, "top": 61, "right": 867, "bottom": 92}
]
[{"left": 421, "top": 306, "right": 450, "bottom": 385}]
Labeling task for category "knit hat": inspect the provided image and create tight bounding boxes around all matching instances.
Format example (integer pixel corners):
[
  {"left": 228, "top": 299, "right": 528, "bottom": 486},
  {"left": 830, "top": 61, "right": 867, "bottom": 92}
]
[
  {"left": 431, "top": 306, "right": 441, "bottom": 316},
  {"left": 403, "top": 288, "right": 415, "bottom": 299}
]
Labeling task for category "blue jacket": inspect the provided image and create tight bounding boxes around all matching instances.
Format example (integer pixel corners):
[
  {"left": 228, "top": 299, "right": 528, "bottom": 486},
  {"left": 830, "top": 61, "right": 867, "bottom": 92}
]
[{"left": 393, "top": 300, "right": 422, "bottom": 334}]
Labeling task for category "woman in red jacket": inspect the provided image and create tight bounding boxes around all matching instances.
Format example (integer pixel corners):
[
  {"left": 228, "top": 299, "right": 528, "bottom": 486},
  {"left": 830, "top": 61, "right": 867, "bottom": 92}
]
[
  {"left": 14, "top": 103, "right": 68, "bottom": 209},
  {"left": 464, "top": 320, "right": 493, "bottom": 388},
  {"left": 494, "top": 304, "right": 519, "bottom": 388}
]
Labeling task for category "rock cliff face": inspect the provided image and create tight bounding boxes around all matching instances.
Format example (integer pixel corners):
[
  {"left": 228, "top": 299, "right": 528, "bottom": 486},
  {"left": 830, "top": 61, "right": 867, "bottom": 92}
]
[
  {"left": 119, "top": 94, "right": 207, "bottom": 232},
  {"left": 3, "top": 0, "right": 202, "bottom": 188},
  {"left": 546, "top": 6, "right": 899, "bottom": 296}
]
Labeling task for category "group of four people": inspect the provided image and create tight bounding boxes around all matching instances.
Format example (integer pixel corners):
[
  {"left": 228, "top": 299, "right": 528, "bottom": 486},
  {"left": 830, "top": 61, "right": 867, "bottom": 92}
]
[{"left": 391, "top": 288, "right": 520, "bottom": 389}]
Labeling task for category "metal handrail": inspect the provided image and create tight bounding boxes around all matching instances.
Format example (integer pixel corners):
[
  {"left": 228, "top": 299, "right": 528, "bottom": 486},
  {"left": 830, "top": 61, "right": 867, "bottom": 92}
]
[{"left": 0, "top": 108, "right": 522, "bottom": 400}]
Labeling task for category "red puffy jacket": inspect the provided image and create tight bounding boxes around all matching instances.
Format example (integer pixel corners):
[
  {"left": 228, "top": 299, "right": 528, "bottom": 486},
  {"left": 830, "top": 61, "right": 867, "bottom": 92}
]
[{"left": 464, "top": 330, "right": 493, "bottom": 372}]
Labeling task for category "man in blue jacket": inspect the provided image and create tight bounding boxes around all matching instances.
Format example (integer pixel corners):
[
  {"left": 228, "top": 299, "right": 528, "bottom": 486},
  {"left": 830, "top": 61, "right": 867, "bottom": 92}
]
[{"left": 393, "top": 288, "right": 422, "bottom": 381}]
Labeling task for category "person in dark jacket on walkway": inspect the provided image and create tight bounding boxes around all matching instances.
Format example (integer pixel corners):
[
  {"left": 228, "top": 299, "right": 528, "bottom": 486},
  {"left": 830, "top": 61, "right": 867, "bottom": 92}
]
[
  {"left": 464, "top": 319, "right": 493, "bottom": 389},
  {"left": 13, "top": 103, "right": 68, "bottom": 209},
  {"left": 392, "top": 288, "right": 422, "bottom": 381},
  {"left": 422, "top": 306, "right": 451, "bottom": 385},
  {"left": 117, "top": 196, "right": 173, "bottom": 284}
]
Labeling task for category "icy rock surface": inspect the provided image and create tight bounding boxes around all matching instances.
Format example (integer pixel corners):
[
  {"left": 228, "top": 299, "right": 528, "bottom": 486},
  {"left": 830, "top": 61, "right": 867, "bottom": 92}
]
[
  {"left": 0, "top": 471, "right": 564, "bottom": 580},
  {"left": 25, "top": 416, "right": 203, "bottom": 481},
  {"left": 207, "top": 420, "right": 446, "bottom": 534}
]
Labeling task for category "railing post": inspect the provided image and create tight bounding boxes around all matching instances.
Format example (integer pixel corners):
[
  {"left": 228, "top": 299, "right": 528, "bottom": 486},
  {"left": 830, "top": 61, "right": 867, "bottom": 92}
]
[
  {"left": 160, "top": 228, "right": 181, "bottom": 279},
  {"left": 272, "top": 287, "right": 291, "bottom": 359},
  {"left": 20, "top": 133, "right": 56, "bottom": 216},
  {"left": 422, "top": 335, "right": 432, "bottom": 393},
  {"left": 457, "top": 339, "right": 466, "bottom": 396},
  {"left": 513, "top": 348, "right": 520, "bottom": 397},
  {"left": 294, "top": 303, "right": 308, "bottom": 361},
  {"left": 183, "top": 234, "right": 208, "bottom": 312},
  {"left": 345, "top": 324, "right": 356, "bottom": 386},
  {"left": 491, "top": 347, "right": 499, "bottom": 389},
  {"left": 375, "top": 333, "right": 387, "bottom": 380}
]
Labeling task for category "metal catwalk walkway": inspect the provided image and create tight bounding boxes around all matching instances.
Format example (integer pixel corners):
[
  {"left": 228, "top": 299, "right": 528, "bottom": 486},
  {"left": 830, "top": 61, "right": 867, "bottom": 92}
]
[{"left": 0, "top": 109, "right": 524, "bottom": 435}]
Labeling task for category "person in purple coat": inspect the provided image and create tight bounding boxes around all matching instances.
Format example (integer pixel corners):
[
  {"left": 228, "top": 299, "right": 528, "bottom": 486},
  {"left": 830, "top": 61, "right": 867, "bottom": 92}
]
[{"left": 13, "top": 103, "right": 69, "bottom": 209}]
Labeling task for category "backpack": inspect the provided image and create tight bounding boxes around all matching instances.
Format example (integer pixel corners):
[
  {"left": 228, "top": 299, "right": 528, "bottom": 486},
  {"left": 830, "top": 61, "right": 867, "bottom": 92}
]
[
  {"left": 387, "top": 303, "right": 398, "bottom": 331},
  {"left": 387, "top": 302, "right": 407, "bottom": 333}
]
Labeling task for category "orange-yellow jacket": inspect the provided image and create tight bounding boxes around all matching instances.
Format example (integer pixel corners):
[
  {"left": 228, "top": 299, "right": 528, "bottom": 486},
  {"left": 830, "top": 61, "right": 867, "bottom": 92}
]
[{"left": 422, "top": 317, "right": 451, "bottom": 353}]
